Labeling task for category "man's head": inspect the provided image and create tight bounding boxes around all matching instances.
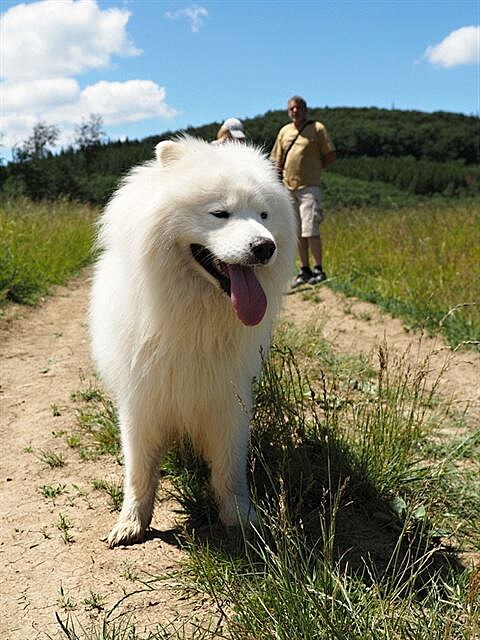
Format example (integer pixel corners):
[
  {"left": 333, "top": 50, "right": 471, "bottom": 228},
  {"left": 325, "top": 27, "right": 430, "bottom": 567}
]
[{"left": 287, "top": 96, "right": 307, "bottom": 127}]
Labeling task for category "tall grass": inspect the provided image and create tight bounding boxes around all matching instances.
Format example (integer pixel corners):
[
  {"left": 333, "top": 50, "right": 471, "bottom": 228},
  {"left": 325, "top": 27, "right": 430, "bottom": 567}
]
[
  {"left": 322, "top": 200, "right": 480, "bottom": 350},
  {"left": 0, "top": 197, "right": 97, "bottom": 305},
  {"left": 61, "top": 325, "right": 479, "bottom": 638},
  {"left": 172, "top": 332, "right": 479, "bottom": 639}
]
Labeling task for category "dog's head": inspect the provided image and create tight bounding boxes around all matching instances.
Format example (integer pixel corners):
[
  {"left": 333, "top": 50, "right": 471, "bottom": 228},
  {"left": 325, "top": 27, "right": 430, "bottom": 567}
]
[{"left": 150, "top": 137, "right": 296, "bottom": 327}]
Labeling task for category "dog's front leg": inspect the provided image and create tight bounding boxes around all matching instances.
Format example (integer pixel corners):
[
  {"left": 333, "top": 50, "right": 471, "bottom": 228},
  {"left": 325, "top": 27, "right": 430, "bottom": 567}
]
[
  {"left": 107, "top": 404, "right": 160, "bottom": 547},
  {"left": 208, "top": 412, "right": 257, "bottom": 527}
]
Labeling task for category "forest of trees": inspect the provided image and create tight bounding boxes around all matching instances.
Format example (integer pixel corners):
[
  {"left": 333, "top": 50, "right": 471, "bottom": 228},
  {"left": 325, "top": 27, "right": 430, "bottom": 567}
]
[{"left": 1, "top": 107, "right": 478, "bottom": 206}]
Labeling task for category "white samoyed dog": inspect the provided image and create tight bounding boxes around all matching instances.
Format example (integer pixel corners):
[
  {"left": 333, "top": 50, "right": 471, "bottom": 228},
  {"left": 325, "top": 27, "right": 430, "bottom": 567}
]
[{"left": 90, "top": 137, "right": 296, "bottom": 547}]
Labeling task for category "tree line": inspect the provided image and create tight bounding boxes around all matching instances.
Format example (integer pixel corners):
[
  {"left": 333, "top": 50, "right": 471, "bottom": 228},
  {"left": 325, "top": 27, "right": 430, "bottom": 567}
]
[{"left": 0, "top": 107, "right": 478, "bottom": 206}]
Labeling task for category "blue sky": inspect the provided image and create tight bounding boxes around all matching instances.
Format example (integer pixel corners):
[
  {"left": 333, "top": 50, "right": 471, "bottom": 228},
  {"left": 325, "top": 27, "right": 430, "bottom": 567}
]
[{"left": 1, "top": 0, "right": 479, "bottom": 155}]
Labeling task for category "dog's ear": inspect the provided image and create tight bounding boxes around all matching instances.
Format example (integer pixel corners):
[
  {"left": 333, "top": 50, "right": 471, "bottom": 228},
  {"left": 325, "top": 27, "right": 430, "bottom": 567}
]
[{"left": 155, "top": 141, "right": 184, "bottom": 166}]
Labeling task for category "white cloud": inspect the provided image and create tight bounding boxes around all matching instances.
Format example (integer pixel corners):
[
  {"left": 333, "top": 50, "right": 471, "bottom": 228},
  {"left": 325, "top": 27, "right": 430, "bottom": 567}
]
[
  {"left": 2, "top": 78, "right": 81, "bottom": 113},
  {"left": 50, "top": 80, "right": 179, "bottom": 125},
  {"left": 0, "top": 0, "right": 177, "bottom": 151},
  {"left": 424, "top": 26, "right": 480, "bottom": 68},
  {"left": 0, "top": 0, "right": 140, "bottom": 80},
  {"left": 1, "top": 114, "right": 40, "bottom": 149},
  {"left": 1, "top": 77, "right": 179, "bottom": 148},
  {"left": 165, "top": 4, "right": 208, "bottom": 33}
]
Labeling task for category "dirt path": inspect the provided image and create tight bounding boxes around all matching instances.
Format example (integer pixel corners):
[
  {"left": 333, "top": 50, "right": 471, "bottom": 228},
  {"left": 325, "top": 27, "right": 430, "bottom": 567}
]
[
  {"left": 1, "top": 273, "right": 479, "bottom": 638},
  {"left": 0, "top": 274, "right": 188, "bottom": 639}
]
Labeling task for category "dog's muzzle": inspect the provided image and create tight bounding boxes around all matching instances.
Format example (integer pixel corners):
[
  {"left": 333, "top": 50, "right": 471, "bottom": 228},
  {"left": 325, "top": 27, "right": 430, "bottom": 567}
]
[{"left": 190, "top": 241, "right": 275, "bottom": 327}]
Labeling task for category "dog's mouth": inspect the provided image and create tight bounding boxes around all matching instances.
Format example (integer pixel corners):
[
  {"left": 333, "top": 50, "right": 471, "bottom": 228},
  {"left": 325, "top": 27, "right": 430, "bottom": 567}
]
[{"left": 190, "top": 243, "right": 267, "bottom": 327}]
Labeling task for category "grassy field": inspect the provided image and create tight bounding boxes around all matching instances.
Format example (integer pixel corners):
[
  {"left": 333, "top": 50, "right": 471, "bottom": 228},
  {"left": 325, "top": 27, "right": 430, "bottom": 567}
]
[
  {"left": 0, "top": 197, "right": 97, "bottom": 305},
  {"left": 1, "top": 197, "right": 478, "bottom": 352},
  {"left": 322, "top": 200, "right": 480, "bottom": 351}
]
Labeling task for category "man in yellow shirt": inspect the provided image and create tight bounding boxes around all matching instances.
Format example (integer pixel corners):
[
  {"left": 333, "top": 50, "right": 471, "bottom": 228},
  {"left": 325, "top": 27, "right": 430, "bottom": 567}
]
[{"left": 271, "top": 96, "right": 336, "bottom": 286}]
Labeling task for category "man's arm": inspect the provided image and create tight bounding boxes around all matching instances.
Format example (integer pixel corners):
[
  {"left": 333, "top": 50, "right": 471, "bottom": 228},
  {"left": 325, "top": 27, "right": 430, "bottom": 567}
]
[
  {"left": 322, "top": 150, "right": 336, "bottom": 169},
  {"left": 270, "top": 134, "right": 284, "bottom": 174},
  {"left": 270, "top": 135, "right": 282, "bottom": 163},
  {"left": 316, "top": 123, "right": 336, "bottom": 169}
]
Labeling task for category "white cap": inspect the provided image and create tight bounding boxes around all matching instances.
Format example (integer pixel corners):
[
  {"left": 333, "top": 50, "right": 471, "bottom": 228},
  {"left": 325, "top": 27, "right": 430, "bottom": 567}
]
[{"left": 222, "top": 117, "right": 246, "bottom": 139}]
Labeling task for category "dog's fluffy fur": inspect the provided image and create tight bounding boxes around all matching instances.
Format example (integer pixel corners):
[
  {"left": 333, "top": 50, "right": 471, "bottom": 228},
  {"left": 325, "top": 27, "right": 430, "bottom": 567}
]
[{"left": 89, "top": 137, "right": 296, "bottom": 546}]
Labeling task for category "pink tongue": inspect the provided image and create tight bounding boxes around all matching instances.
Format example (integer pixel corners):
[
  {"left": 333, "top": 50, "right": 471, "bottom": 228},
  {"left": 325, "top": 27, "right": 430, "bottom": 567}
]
[{"left": 227, "top": 264, "right": 267, "bottom": 326}]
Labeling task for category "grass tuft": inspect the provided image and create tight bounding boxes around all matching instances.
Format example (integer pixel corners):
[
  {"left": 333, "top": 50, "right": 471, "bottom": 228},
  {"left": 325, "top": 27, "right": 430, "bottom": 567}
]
[
  {"left": 70, "top": 382, "right": 120, "bottom": 460},
  {"left": 92, "top": 479, "right": 123, "bottom": 512},
  {"left": 40, "top": 483, "right": 67, "bottom": 499},
  {"left": 39, "top": 449, "right": 67, "bottom": 468}
]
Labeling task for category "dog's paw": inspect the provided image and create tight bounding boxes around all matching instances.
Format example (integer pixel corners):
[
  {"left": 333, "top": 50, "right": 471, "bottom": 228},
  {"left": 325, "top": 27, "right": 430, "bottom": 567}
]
[
  {"left": 107, "top": 518, "right": 146, "bottom": 548},
  {"left": 219, "top": 496, "right": 258, "bottom": 528}
]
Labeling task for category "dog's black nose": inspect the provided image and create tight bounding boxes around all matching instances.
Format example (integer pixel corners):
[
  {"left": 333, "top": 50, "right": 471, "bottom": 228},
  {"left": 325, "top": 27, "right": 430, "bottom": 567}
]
[{"left": 250, "top": 239, "right": 276, "bottom": 264}]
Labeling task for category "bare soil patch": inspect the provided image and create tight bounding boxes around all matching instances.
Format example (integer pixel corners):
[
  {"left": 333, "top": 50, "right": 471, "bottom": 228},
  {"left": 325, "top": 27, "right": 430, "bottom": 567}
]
[{"left": 1, "top": 273, "right": 479, "bottom": 638}]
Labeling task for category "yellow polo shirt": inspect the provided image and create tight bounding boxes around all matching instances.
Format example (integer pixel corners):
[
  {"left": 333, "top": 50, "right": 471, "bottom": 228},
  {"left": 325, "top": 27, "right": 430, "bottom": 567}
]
[{"left": 271, "top": 121, "right": 335, "bottom": 190}]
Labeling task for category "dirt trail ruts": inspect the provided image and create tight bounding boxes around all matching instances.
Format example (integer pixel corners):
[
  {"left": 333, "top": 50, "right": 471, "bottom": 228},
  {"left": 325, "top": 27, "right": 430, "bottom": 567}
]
[{"left": 1, "top": 272, "right": 479, "bottom": 638}]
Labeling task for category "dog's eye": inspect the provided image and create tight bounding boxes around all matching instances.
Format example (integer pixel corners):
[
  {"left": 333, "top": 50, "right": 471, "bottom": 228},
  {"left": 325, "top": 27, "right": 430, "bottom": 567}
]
[
  {"left": 210, "top": 210, "right": 230, "bottom": 219},
  {"left": 260, "top": 212, "right": 268, "bottom": 220}
]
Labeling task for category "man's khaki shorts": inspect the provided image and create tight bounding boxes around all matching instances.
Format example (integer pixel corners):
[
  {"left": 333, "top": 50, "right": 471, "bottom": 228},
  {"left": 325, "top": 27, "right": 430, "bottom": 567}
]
[{"left": 289, "top": 186, "right": 323, "bottom": 238}]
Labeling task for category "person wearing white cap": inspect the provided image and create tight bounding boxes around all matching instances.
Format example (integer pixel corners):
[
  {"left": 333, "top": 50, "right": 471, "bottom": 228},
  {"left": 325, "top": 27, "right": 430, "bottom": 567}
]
[{"left": 211, "top": 117, "right": 246, "bottom": 145}]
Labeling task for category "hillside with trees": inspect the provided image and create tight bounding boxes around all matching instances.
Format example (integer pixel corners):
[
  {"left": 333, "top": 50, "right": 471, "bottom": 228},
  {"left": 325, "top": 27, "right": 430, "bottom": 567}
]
[{"left": 1, "top": 107, "right": 478, "bottom": 207}]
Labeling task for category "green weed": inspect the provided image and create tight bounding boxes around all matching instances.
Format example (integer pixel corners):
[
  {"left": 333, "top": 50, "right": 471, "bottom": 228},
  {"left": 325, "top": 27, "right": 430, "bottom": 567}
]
[
  {"left": 92, "top": 479, "right": 123, "bottom": 512},
  {"left": 71, "top": 382, "right": 120, "bottom": 460},
  {"left": 39, "top": 449, "right": 66, "bottom": 468},
  {"left": 55, "top": 615, "right": 194, "bottom": 639},
  {"left": 57, "top": 586, "right": 77, "bottom": 612},
  {"left": 57, "top": 513, "right": 74, "bottom": 544},
  {"left": 82, "top": 591, "right": 106, "bottom": 612},
  {"left": 40, "top": 483, "right": 67, "bottom": 499},
  {"left": 51, "top": 403, "right": 62, "bottom": 417}
]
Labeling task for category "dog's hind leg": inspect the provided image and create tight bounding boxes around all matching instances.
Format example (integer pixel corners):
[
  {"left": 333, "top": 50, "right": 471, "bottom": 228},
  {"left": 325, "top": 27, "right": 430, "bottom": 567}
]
[{"left": 107, "top": 404, "right": 162, "bottom": 547}]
